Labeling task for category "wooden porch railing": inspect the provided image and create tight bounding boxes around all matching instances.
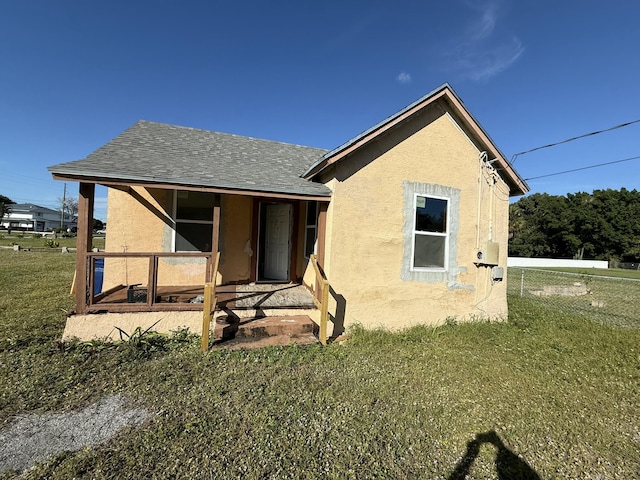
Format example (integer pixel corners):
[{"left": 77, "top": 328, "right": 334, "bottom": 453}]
[
  {"left": 83, "top": 251, "right": 214, "bottom": 313},
  {"left": 310, "top": 254, "right": 330, "bottom": 345},
  {"left": 201, "top": 251, "right": 220, "bottom": 352}
]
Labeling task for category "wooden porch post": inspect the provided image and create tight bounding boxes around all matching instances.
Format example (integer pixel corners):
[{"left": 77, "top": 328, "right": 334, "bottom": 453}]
[
  {"left": 249, "top": 199, "right": 259, "bottom": 282},
  {"left": 317, "top": 201, "right": 328, "bottom": 270},
  {"left": 209, "top": 195, "right": 221, "bottom": 283},
  {"left": 75, "top": 182, "right": 95, "bottom": 314},
  {"left": 289, "top": 201, "right": 299, "bottom": 282}
]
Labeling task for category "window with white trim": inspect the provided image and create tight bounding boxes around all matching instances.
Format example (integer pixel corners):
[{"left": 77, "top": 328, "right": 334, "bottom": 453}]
[
  {"left": 304, "top": 201, "right": 318, "bottom": 258},
  {"left": 172, "top": 190, "right": 216, "bottom": 252},
  {"left": 411, "top": 194, "right": 449, "bottom": 270}
]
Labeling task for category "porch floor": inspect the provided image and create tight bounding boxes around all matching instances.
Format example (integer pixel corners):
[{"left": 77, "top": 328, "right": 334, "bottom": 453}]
[{"left": 92, "top": 283, "right": 315, "bottom": 310}]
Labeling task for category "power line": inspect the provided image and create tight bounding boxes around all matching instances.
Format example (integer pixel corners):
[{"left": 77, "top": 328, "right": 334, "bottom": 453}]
[
  {"left": 524, "top": 154, "right": 640, "bottom": 181},
  {"left": 511, "top": 118, "right": 640, "bottom": 164},
  {"left": 2, "top": 173, "right": 52, "bottom": 188}
]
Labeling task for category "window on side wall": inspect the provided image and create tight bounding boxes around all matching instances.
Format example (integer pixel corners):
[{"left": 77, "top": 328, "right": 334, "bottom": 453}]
[
  {"left": 304, "top": 201, "right": 318, "bottom": 258},
  {"left": 411, "top": 194, "right": 449, "bottom": 270},
  {"left": 173, "top": 190, "right": 216, "bottom": 252}
]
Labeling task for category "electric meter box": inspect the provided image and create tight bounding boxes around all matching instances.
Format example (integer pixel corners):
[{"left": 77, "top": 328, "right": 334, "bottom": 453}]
[{"left": 476, "top": 241, "right": 500, "bottom": 266}]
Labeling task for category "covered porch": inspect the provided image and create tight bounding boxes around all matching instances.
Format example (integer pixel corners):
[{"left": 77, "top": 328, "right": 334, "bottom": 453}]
[
  {"left": 47, "top": 120, "right": 337, "bottom": 346},
  {"left": 64, "top": 181, "right": 333, "bottom": 346}
]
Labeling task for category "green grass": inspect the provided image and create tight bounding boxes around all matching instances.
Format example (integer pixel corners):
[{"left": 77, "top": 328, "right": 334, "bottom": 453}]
[
  {"left": 507, "top": 268, "right": 640, "bottom": 328},
  {"left": 0, "top": 233, "right": 104, "bottom": 250},
  {"left": 1, "top": 250, "right": 638, "bottom": 479},
  {"left": 526, "top": 266, "right": 640, "bottom": 280}
]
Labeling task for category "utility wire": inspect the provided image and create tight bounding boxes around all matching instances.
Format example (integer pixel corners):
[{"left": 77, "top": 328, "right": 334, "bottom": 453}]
[
  {"left": 511, "top": 118, "right": 640, "bottom": 164},
  {"left": 524, "top": 154, "right": 640, "bottom": 181}
]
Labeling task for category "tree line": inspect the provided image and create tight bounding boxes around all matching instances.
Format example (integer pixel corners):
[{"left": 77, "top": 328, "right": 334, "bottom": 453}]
[
  {"left": 0, "top": 194, "right": 15, "bottom": 219},
  {"left": 509, "top": 188, "right": 640, "bottom": 262}
]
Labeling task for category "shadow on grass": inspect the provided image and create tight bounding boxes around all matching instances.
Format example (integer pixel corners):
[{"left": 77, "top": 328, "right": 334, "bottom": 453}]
[
  {"left": 328, "top": 285, "right": 346, "bottom": 340},
  {"left": 448, "top": 430, "right": 541, "bottom": 480}
]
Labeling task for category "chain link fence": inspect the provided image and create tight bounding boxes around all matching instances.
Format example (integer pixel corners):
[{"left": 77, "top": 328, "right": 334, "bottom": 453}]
[{"left": 507, "top": 267, "right": 640, "bottom": 328}]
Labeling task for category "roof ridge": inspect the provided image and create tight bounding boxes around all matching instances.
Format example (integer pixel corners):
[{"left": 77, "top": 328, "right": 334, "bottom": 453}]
[
  {"left": 10, "top": 203, "right": 59, "bottom": 212},
  {"left": 134, "top": 120, "right": 329, "bottom": 152}
]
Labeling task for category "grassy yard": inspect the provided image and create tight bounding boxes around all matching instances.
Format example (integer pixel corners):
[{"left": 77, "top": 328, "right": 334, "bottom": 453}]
[
  {"left": 0, "top": 233, "right": 104, "bottom": 251},
  {"left": 526, "top": 266, "right": 640, "bottom": 280},
  {"left": 0, "top": 250, "right": 638, "bottom": 479}
]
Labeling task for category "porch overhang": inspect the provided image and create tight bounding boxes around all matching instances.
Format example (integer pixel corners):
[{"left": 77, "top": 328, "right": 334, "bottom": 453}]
[
  {"left": 49, "top": 173, "right": 332, "bottom": 202},
  {"left": 65, "top": 177, "right": 331, "bottom": 315}
]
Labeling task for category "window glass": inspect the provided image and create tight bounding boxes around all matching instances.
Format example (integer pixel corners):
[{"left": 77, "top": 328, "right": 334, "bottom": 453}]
[
  {"left": 304, "top": 201, "right": 318, "bottom": 258},
  {"left": 176, "top": 223, "right": 213, "bottom": 252},
  {"left": 413, "top": 235, "right": 446, "bottom": 268},
  {"left": 413, "top": 195, "right": 448, "bottom": 270},
  {"left": 174, "top": 190, "right": 216, "bottom": 252},
  {"left": 176, "top": 191, "right": 214, "bottom": 221},
  {"left": 415, "top": 197, "right": 447, "bottom": 233},
  {"left": 305, "top": 228, "right": 316, "bottom": 258},
  {"left": 306, "top": 201, "right": 317, "bottom": 225}
]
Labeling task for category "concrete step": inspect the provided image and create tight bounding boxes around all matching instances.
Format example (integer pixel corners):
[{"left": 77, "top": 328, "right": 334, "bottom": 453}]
[
  {"left": 211, "top": 314, "right": 319, "bottom": 349},
  {"left": 236, "top": 315, "right": 315, "bottom": 338}
]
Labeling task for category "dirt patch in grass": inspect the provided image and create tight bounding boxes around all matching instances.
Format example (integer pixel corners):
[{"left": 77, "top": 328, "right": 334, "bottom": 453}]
[{"left": 0, "top": 395, "right": 151, "bottom": 475}]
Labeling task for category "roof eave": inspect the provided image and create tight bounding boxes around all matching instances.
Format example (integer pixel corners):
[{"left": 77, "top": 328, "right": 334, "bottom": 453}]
[
  {"left": 49, "top": 170, "right": 332, "bottom": 202},
  {"left": 302, "top": 84, "right": 529, "bottom": 197},
  {"left": 302, "top": 84, "right": 453, "bottom": 179},
  {"left": 441, "top": 91, "right": 529, "bottom": 196}
]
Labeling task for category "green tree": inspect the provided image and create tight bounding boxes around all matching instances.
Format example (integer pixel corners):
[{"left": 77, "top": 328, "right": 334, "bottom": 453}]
[
  {"left": 587, "top": 188, "right": 640, "bottom": 262},
  {"left": 93, "top": 218, "right": 104, "bottom": 231},
  {"left": 510, "top": 188, "right": 640, "bottom": 262},
  {"left": 0, "top": 194, "right": 15, "bottom": 220},
  {"left": 509, "top": 193, "right": 579, "bottom": 258}
]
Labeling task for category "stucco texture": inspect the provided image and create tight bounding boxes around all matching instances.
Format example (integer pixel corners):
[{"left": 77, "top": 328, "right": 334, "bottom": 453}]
[
  {"left": 63, "top": 308, "right": 320, "bottom": 340},
  {"left": 320, "top": 103, "right": 510, "bottom": 329},
  {"left": 103, "top": 188, "right": 254, "bottom": 290}
]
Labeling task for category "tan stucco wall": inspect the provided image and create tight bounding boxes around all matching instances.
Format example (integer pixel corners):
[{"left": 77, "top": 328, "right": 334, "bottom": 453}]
[
  {"left": 320, "top": 105, "right": 511, "bottom": 330},
  {"left": 219, "top": 195, "right": 253, "bottom": 283},
  {"left": 103, "top": 187, "right": 170, "bottom": 289},
  {"left": 89, "top": 102, "right": 511, "bottom": 335},
  {"left": 102, "top": 188, "right": 254, "bottom": 290}
]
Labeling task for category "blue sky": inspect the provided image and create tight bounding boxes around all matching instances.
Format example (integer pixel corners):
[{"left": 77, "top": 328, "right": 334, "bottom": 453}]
[{"left": 1, "top": 0, "right": 639, "bottom": 221}]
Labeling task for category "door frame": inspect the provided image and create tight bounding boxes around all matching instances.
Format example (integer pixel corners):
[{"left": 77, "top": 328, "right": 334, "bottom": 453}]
[
  {"left": 251, "top": 199, "right": 300, "bottom": 283},
  {"left": 260, "top": 202, "right": 291, "bottom": 281}
]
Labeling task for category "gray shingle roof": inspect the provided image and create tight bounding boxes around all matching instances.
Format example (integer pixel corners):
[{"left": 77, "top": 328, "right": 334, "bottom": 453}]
[
  {"left": 9, "top": 204, "right": 60, "bottom": 215},
  {"left": 48, "top": 121, "right": 331, "bottom": 197}
]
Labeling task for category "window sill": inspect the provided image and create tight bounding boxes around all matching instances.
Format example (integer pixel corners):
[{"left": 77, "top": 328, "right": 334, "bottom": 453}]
[{"left": 411, "top": 267, "right": 447, "bottom": 272}]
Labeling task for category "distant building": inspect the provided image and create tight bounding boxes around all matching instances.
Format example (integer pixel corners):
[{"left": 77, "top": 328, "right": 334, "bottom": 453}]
[{"left": 0, "top": 203, "right": 77, "bottom": 232}]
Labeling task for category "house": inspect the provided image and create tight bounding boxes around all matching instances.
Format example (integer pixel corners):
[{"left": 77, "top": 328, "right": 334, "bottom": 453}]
[
  {"left": 0, "top": 203, "right": 76, "bottom": 232},
  {"left": 48, "top": 84, "right": 528, "bottom": 343}
]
